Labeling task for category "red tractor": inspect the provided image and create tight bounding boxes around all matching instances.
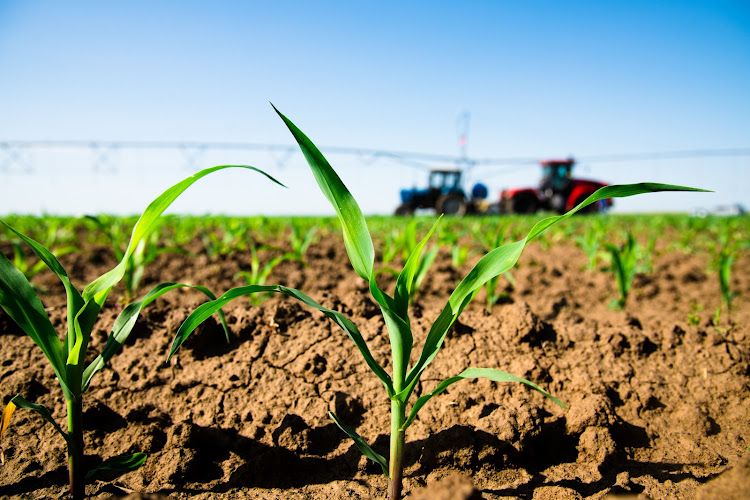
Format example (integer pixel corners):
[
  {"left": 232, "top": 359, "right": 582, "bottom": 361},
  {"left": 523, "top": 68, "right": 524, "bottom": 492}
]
[{"left": 500, "top": 158, "right": 612, "bottom": 214}]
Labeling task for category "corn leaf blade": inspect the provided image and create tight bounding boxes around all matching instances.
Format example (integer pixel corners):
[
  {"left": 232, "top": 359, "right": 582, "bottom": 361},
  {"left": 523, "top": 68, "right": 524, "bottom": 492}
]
[
  {"left": 328, "top": 410, "right": 388, "bottom": 476},
  {"left": 85, "top": 452, "right": 147, "bottom": 480},
  {"left": 0, "top": 250, "right": 68, "bottom": 393},
  {"left": 83, "top": 165, "right": 285, "bottom": 304},
  {"left": 9, "top": 395, "right": 69, "bottom": 444},
  {"left": 394, "top": 217, "right": 441, "bottom": 311},
  {"left": 274, "top": 105, "right": 374, "bottom": 281},
  {"left": 0, "top": 221, "right": 84, "bottom": 315}
]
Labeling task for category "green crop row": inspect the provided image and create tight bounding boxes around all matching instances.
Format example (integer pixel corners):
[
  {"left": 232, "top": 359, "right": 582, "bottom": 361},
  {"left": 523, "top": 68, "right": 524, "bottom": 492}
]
[
  {"left": 4, "top": 210, "right": 744, "bottom": 320},
  {"left": 0, "top": 107, "right": 714, "bottom": 499},
  {"left": 3, "top": 212, "right": 745, "bottom": 264}
]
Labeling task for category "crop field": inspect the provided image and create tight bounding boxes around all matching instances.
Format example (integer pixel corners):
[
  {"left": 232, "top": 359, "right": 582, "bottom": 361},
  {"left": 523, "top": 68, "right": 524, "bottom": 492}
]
[
  {"left": 1, "top": 210, "right": 748, "bottom": 499},
  {"left": 0, "top": 114, "right": 748, "bottom": 500}
]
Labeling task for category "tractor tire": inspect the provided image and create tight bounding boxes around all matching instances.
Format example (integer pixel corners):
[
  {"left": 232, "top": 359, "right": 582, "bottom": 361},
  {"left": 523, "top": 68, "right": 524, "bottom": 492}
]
[
  {"left": 510, "top": 193, "right": 538, "bottom": 214},
  {"left": 436, "top": 194, "right": 467, "bottom": 216},
  {"left": 394, "top": 203, "right": 415, "bottom": 216}
]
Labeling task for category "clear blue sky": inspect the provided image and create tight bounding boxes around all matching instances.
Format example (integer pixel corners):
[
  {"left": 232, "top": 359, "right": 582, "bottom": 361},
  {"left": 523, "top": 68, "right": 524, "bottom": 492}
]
[{"left": 1, "top": 1, "right": 749, "bottom": 215}]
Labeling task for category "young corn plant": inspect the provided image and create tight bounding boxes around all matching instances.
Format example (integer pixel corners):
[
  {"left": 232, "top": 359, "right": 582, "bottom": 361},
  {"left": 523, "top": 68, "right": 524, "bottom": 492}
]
[
  {"left": 706, "top": 227, "right": 742, "bottom": 324},
  {"left": 379, "top": 229, "right": 401, "bottom": 267},
  {"left": 0, "top": 165, "right": 281, "bottom": 499},
  {"left": 167, "top": 107, "right": 706, "bottom": 499},
  {"left": 200, "top": 227, "right": 240, "bottom": 258},
  {"left": 450, "top": 241, "right": 471, "bottom": 268},
  {"left": 10, "top": 238, "right": 78, "bottom": 286},
  {"left": 603, "top": 232, "right": 643, "bottom": 310},
  {"left": 86, "top": 216, "right": 191, "bottom": 303},
  {"left": 288, "top": 224, "right": 318, "bottom": 265},
  {"left": 478, "top": 225, "right": 515, "bottom": 313},
  {"left": 235, "top": 239, "right": 298, "bottom": 306},
  {"left": 717, "top": 247, "right": 736, "bottom": 319},
  {"left": 574, "top": 224, "right": 604, "bottom": 271},
  {"left": 377, "top": 237, "right": 438, "bottom": 305},
  {"left": 408, "top": 243, "right": 438, "bottom": 305},
  {"left": 484, "top": 269, "right": 515, "bottom": 314}
]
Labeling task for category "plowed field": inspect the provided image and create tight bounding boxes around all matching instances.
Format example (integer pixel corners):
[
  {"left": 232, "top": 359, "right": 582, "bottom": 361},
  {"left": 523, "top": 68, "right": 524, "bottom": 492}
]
[{"left": 1, "top": 223, "right": 749, "bottom": 499}]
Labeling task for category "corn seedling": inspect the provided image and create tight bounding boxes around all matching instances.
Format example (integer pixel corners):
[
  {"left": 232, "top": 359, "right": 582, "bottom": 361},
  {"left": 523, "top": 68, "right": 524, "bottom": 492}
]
[
  {"left": 603, "top": 232, "right": 642, "bottom": 310},
  {"left": 717, "top": 247, "right": 735, "bottom": 318},
  {"left": 380, "top": 228, "right": 406, "bottom": 267},
  {"left": 10, "top": 239, "right": 78, "bottom": 287},
  {"left": 167, "top": 108, "right": 708, "bottom": 498},
  {"left": 450, "top": 241, "right": 471, "bottom": 268},
  {"left": 704, "top": 226, "right": 741, "bottom": 323},
  {"left": 574, "top": 223, "right": 604, "bottom": 271},
  {"left": 377, "top": 238, "right": 438, "bottom": 306},
  {"left": 687, "top": 302, "right": 704, "bottom": 326},
  {"left": 408, "top": 243, "right": 438, "bottom": 305},
  {"left": 0, "top": 165, "right": 282, "bottom": 499},
  {"left": 200, "top": 228, "right": 240, "bottom": 258},
  {"left": 435, "top": 227, "right": 471, "bottom": 269},
  {"left": 235, "top": 239, "right": 298, "bottom": 305},
  {"left": 485, "top": 270, "right": 515, "bottom": 314},
  {"left": 638, "top": 233, "right": 658, "bottom": 274},
  {"left": 86, "top": 216, "right": 191, "bottom": 303},
  {"left": 475, "top": 225, "right": 516, "bottom": 313},
  {"left": 288, "top": 224, "right": 318, "bottom": 265}
]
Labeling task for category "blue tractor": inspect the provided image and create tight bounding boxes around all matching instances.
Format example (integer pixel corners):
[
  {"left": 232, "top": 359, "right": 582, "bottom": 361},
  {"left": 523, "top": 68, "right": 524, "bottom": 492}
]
[{"left": 395, "top": 169, "right": 490, "bottom": 216}]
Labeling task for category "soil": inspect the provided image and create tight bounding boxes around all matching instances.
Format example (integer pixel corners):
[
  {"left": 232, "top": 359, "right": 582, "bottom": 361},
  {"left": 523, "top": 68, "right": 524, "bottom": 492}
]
[{"left": 1, "top": 228, "right": 749, "bottom": 499}]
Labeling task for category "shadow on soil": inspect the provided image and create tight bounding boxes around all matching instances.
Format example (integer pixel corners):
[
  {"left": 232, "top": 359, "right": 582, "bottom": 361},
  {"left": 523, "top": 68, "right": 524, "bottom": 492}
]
[
  {"left": 157, "top": 421, "right": 369, "bottom": 495},
  {"left": 0, "top": 466, "right": 68, "bottom": 497}
]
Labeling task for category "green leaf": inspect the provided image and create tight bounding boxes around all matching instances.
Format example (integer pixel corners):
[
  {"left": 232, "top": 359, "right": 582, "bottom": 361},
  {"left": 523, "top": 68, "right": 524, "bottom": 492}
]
[
  {"left": 411, "top": 245, "right": 439, "bottom": 300},
  {"left": 402, "top": 367, "right": 567, "bottom": 430},
  {"left": 372, "top": 290, "right": 412, "bottom": 391},
  {"left": 85, "top": 452, "right": 147, "bottom": 480},
  {"left": 83, "top": 215, "right": 125, "bottom": 261},
  {"left": 168, "top": 284, "right": 394, "bottom": 396},
  {"left": 394, "top": 217, "right": 441, "bottom": 311},
  {"left": 83, "top": 165, "right": 285, "bottom": 305},
  {"left": 328, "top": 411, "right": 388, "bottom": 476},
  {"left": 274, "top": 105, "right": 374, "bottom": 281},
  {"left": 0, "top": 247, "right": 69, "bottom": 396},
  {"left": 10, "top": 395, "right": 69, "bottom": 444},
  {"left": 81, "top": 282, "right": 227, "bottom": 393},
  {"left": 67, "top": 296, "right": 105, "bottom": 372},
  {"left": 275, "top": 107, "right": 424, "bottom": 392},
  {"left": 0, "top": 222, "right": 85, "bottom": 325}
]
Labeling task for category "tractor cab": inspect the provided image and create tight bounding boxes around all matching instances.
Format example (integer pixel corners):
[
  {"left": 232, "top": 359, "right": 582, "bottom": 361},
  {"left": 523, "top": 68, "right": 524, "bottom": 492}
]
[
  {"left": 540, "top": 158, "right": 575, "bottom": 211},
  {"left": 429, "top": 170, "right": 462, "bottom": 191},
  {"left": 540, "top": 159, "right": 574, "bottom": 191}
]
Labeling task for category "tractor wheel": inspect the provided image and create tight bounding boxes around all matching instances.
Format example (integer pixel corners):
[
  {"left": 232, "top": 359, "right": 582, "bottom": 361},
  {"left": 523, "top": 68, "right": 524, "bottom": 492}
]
[
  {"left": 510, "top": 193, "right": 538, "bottom": 214},
  {"left": 436, "top": 194, "right": 467, "bottom": 216},
  {"left": 573, "top": 194, "right": 601, "bottom": 214},
  {"left": 394, "top": 203, "right": 415, "bottom": 216}
]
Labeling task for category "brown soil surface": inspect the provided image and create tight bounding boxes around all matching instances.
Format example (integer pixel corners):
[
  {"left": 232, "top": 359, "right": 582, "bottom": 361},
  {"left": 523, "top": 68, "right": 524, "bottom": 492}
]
[{"left": 1, "top": 229, "right": 749, "bottom": 499}]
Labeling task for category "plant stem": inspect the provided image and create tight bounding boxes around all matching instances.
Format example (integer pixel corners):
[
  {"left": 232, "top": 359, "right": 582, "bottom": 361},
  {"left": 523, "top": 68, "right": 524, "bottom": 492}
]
[
  {"left": 67, "top": 397, "right": 85, "bottom": 500},
  {"left": 388, "top": 400, "right": 406, "bottom": 500}
]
